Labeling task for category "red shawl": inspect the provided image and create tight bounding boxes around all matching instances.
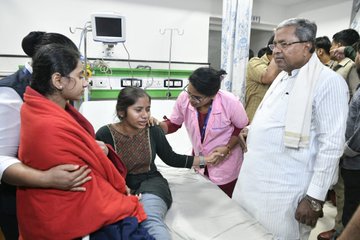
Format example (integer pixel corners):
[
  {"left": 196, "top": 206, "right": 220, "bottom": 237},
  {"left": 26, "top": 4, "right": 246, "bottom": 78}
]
[{"left": 18, "top": 87, "right": 146, "bottom": 240}]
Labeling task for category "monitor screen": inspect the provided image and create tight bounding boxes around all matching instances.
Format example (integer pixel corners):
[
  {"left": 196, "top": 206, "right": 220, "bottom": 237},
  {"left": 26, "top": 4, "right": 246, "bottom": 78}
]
[{"left": 91, "top": 12, "right": 126, "bottom": 43}]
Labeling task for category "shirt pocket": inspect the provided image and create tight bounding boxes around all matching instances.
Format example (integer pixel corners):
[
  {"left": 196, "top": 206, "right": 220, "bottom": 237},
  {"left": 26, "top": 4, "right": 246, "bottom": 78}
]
[
  {"left": 211, "top": 112, "right": 230, "bottom": 130},
  {"left": 267, "top": 93, "right": 289, "bottom": 124}
]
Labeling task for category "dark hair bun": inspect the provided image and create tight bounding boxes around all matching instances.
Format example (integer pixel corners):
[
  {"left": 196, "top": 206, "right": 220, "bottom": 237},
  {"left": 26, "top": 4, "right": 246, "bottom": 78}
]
[{"left": 21, "top": 31, "right": 46, "bottom": 57}]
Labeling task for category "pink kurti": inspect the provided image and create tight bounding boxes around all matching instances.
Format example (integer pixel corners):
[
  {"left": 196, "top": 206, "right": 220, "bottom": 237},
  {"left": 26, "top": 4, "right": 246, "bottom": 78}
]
[{"left": 169, "top": 90, "right": 248, "bottom": 185}]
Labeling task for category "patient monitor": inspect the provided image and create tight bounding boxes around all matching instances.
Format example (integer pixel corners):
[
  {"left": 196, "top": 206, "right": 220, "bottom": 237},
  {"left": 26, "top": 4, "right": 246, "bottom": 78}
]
[{"left": 91, "top": 12, "right": 126, "bottom": 44}]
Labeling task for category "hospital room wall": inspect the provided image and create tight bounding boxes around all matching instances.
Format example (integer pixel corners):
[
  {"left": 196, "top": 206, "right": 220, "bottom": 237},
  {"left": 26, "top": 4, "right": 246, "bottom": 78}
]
[
  {"left": 287, "top": 0, "right": 352, "bottom": 38},
  {"left": 0, "top": 0, "right": 354, "bottom": 75},
  {"left": 0, "top": 0, "right": 222, "bottom": 73},
  {"left": 253, "top": 0, "right": 352, "bottom": 37},
  {"left": 250, "top": 0, "right": 352, "bottom": 55}
]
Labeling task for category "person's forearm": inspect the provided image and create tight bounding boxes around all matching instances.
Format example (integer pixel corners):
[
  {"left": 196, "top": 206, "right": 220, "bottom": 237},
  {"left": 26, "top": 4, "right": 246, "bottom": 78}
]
[
  {"left": 159, "top": 121, "right": 168, "bottom": 134},
  {"left": 345, "top": 46, "right": 356, "bottom": 62},
  {"left": 2, "top": 162, "right": 48, "bottom": 187},
  {"left": 227, "top": 135, "right": 240, "bottom": 152},
  {"left": 260, "top": 58, "right": 281, "bottom": 84},
  {"left": 193, "top": 156, "right": 201, "bottom": 166},
  {"left": 337, "top": 206, "right": 360, "bottom": 240}
]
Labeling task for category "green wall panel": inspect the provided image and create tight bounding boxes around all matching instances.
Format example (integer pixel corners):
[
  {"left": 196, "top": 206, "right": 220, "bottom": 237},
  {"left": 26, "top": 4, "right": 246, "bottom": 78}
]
[
  {"left": 89, "top": 67, "right": 189, "bottom": 100},
  {"left": 90, "top": 89, "right": 183, "bottom": 100}
]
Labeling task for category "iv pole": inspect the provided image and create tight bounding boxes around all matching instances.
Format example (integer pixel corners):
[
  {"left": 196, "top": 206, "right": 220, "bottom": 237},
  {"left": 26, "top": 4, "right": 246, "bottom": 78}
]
[
  {"left": 70, "top": 22, "right": 92, "bottom": 106},
  {"left": 159, "top": 28, "right": 184, "bottom": 98}
]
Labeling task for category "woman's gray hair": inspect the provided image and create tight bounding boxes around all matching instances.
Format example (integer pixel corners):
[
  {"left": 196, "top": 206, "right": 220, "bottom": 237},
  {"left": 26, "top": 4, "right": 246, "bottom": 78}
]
[{"left": 276, "top": 18, "right": 317, "bottom": 53}]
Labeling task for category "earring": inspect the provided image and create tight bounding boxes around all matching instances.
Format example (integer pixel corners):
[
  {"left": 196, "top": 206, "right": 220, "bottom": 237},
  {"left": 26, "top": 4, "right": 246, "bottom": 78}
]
[{"left": 59, "top": 86, "right": 63, "bottom": 89}]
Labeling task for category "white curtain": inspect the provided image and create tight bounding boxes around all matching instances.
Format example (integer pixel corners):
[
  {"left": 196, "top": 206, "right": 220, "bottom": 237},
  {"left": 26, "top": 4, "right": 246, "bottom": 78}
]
[
  {"left": 221, "top": 0, "right": 253, "bottom": 103},
  {"left": 350, "top": 0, "right": 360, "bottom": 31}
]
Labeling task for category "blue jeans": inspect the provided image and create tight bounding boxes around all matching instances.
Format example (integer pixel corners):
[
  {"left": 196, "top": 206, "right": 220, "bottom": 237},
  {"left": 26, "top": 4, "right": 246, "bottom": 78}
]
[{"left": 140, "top": 193, "right": 171, "bottom": 240}]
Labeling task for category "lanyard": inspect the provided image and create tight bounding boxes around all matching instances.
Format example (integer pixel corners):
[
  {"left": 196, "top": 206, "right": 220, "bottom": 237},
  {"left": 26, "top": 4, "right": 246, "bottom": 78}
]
[{"left": 198, "top": 103, "right": 212, "bottom": 143}]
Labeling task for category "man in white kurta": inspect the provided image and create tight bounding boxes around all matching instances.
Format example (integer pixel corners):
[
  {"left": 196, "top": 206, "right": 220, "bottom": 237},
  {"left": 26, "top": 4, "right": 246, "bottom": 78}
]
[{"left": 232, "top": 18, "right": 349, "bottom": 240}]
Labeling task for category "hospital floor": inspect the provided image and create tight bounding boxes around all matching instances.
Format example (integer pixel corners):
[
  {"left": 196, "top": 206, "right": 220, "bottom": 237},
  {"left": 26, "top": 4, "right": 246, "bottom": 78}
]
[{"left": 309, "top": 201, "right": 337, "bottom": 240}]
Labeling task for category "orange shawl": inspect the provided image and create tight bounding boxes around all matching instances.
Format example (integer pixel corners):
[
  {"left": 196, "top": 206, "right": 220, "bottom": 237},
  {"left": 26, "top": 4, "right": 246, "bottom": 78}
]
[{"left": 18, "top": 87, "right": 146, "bottom": 240}]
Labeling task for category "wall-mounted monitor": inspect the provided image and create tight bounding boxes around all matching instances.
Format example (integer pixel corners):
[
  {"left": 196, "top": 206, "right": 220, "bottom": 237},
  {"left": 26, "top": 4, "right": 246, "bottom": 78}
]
[{"left": 91, "top": 12, "right": 126, "bottom": 43}]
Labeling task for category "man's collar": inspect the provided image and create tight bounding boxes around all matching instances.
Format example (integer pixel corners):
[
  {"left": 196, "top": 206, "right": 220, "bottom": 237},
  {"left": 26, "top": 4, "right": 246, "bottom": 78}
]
[{"left": 25, "top": 62, "right": 33, "bottom": 74}]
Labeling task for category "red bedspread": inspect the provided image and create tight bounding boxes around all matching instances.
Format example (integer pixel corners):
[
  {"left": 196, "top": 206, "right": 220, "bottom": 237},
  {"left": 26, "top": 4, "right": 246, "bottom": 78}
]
[{"left": 17, "top": 87, "right": 146, "bottom": 240}]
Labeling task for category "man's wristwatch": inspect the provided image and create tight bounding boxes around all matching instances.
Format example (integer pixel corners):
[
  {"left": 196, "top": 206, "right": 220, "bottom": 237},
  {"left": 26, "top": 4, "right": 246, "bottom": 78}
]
[
  {"left": 199, "top": 156, "right": 205, "bottom": 168},
  {"left": 304, "top": 195, "right": 323, "bottom": 212}
]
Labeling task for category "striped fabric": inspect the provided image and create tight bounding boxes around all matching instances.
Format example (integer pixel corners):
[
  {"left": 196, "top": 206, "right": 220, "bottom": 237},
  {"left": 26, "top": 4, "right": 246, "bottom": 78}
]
[{"left": 233, "top": 63, "right": 349, "bottom": 239}]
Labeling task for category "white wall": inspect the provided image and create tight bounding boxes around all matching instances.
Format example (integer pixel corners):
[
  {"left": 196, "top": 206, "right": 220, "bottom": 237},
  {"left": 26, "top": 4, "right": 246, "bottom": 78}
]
[
  {"left": 0, "top": 0, "right": 222, "bottom": 73},
  {"left": 249, "top": 0, "right": 353, "bottom": 59},
  {"left": 288, "top": 1, "right": 353, "bottom": 38},
  {"left": 252, "top": 0, "right": 288, "bottom": 25},
  {"left": 253, "top": 0, "right": 353, "bottom": 39},
  {"left": 0, "top": 0, "right": 355, "bottom": 75}
]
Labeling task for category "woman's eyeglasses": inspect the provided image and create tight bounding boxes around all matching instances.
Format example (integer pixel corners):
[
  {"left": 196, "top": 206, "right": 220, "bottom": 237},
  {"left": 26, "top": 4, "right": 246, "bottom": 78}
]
[{"left": 183, "top": 84, "right": 205, "bottom": 103}]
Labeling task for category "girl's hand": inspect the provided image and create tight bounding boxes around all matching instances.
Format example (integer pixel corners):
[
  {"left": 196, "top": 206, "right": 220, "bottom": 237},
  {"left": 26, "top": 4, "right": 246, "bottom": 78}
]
[{"left": 205, "top": 151, "right": 224, "bottom": 165}]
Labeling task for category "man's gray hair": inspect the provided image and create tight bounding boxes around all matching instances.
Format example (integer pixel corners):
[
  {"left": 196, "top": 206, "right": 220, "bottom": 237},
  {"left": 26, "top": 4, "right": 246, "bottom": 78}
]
[{"left": 276, "top": 18, "right": 317, "bottom": 53}]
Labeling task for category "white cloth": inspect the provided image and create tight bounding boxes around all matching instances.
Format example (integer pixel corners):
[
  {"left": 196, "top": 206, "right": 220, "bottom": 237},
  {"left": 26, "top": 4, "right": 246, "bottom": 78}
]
[
  {"left": 284, "top": 54, "right": 323, "bottom": 148},
  {"left": 0, "top": 87, "right": 22, "bottom": 182},
  {"left": 0, "top": 63, "right": 31, "bottom": 182},
  {"left": 260, "top": 54, "right": 324, "bottom": 148},
  {"left": 160, "top": 166, "right": 274, "bottom": 240},
  {"left": 232, "top": 57, "right": 349, "bottom": 239}
]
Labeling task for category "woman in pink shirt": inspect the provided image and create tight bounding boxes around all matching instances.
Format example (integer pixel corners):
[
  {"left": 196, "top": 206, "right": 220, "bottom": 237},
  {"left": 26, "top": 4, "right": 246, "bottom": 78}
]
[{"left": 159, "top": 67, "right": 248, "bottom": 197}]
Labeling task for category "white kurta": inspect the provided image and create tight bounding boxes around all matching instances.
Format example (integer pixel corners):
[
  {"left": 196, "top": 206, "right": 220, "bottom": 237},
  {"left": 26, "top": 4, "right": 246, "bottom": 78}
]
[
  {"left": 232, "top": 65, "right": 349, "bottom": 239},
  {"left": 0, "top": 87, "right": 22, "bottom": 181},
  {"left": 0, "top": 63, "right": 31, "bottom": 182}
]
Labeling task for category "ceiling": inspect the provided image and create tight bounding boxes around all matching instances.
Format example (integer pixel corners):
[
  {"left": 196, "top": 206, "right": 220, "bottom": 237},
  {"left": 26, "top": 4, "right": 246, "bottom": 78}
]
[
  {"left": 257, "top": 0, "right": 340, "bottom": 7},
  {"left": 264, "top": 0, "right": 312, "bottom": 5}
]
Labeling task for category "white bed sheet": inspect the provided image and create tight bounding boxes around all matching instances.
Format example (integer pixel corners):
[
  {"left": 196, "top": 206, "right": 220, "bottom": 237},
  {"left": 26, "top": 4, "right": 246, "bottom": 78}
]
[
  {"left": 80, "top": 100, "right": 273, "bottom": 240},
  {"left": 158, "top": 165, "right": 273, "bottom": 240}
]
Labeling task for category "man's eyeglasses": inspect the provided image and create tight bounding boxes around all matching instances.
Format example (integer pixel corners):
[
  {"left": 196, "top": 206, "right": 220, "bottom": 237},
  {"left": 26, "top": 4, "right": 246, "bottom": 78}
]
[
  {"left": 183, "top": 84, "right": 204, "bottom": 103},
  {"left": 268, "top": 40, "right": 309, "bottom": 51}
]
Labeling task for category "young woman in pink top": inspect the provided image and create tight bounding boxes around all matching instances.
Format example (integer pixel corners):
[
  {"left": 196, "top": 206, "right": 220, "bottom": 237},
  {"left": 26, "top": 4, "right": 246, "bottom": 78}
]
[{"left": 159, "top": 67, "right": 248, "bottom": 197}]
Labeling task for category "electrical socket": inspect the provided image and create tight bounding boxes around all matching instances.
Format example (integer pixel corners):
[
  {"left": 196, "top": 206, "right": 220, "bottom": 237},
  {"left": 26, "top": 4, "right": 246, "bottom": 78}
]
[{"left": 93, "top": 78, "right": 109, "bottom": 88}]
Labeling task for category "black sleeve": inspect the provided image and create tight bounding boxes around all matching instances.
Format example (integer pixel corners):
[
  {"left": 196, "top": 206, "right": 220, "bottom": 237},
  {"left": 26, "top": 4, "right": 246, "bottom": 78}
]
[
  {"left": 95, "top": 125, "right": 115, "bottom": 149},
  {"left": 150, "top": 126, "right": 194, "bottom": 168},
  {"left": 345, "top": 46, "right": 356, "bottom": 62}
]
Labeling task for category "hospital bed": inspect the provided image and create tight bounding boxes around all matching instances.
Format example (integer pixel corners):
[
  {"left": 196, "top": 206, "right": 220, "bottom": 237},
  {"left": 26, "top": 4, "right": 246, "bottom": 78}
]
[{"left": 80, "top": 99, "right": 273, "bottom": 240}]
